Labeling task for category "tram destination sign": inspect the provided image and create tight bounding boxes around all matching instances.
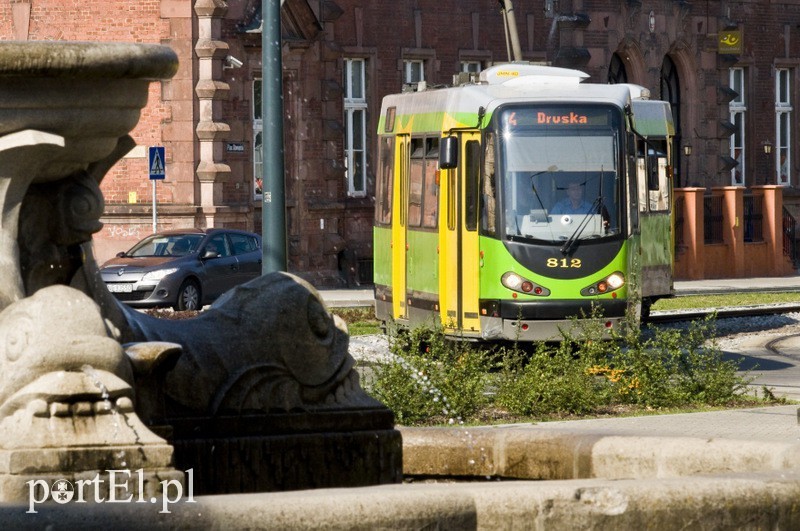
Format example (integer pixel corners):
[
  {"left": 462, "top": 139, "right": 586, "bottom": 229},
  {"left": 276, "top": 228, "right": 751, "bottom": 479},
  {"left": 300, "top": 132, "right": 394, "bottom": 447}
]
[{"left": 503, "top": 106, "right": 613, "bottom": 129}]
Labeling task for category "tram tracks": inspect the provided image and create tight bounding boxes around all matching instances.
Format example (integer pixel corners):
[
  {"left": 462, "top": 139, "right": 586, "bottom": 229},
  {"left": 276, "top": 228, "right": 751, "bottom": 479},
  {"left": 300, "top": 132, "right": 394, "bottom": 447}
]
[
  {"left": 765, "top": 333, "right": 800, "bottom": 363},
  {"left": 648, "top": 302, "right": 800, "bottom": 325}
]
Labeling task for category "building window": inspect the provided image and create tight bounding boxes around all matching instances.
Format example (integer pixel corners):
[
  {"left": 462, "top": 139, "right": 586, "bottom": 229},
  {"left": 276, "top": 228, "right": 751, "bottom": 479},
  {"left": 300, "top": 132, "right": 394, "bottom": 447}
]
[
  {"left": 729, "top": 68, "right": 746, "bottom": 186},
  {"left": 253, "top": 78, "right": 263, "bottom": 200},
  {"left": 608, "top": 53, "right": 628, "bottom": 84},
  {"left": 404, "top": 59, "right": 425, "bottom": 84},
  {"left": 344, "top": 58, "right": 368, "bottom": 197},
  {"left": 461, "top": 61, "right": 482, "bottom": 73},
  {"left": 776, "top": 68, "right": 792, "bottom": 185}
]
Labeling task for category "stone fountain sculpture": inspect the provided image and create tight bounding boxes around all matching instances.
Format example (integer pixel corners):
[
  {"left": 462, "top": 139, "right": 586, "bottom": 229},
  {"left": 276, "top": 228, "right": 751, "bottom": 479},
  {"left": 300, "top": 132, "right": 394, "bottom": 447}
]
[{"left": 0, "top": 42, "right": 400, "bottom": 502}]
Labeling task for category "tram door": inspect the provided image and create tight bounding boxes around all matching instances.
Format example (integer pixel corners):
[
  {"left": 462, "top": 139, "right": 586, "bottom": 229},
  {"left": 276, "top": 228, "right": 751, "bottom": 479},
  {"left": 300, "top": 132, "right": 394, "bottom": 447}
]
[
  {"left": 391, "top": 135, "right": 409, "bottom": 320},
  {"left": 440, "top": 132, "right": 481, "bottom": 335}
]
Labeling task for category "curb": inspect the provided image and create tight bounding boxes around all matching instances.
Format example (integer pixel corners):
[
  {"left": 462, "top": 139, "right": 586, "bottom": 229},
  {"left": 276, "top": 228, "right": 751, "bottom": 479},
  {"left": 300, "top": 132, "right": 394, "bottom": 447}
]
[
  {"left": 3, "top": 470, "right": 799, "bottom": 529},
  {"left": 400, "top": 424, "right": 800, "bottom": 480}
]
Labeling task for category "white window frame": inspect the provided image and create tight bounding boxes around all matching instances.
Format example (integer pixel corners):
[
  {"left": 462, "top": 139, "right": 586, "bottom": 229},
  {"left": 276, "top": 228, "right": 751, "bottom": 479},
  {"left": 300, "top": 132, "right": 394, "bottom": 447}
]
[
  {"left": 404, "top": 59, "right": 425, "bottom": 84},
  {"left": 460, "top": 61, "right": 482, "bottom": 73},
  {"left": 776, "top": 68, "right": 792, "bottom": 186},
  {"left": 729, "top": 68, "right": 746, "bottom": 186},
  {"left": 344, "top": 58, "right": 368, "bottom": 198},
  {"left": 253, "top": 78, "right": 263, "bottom": 200}
]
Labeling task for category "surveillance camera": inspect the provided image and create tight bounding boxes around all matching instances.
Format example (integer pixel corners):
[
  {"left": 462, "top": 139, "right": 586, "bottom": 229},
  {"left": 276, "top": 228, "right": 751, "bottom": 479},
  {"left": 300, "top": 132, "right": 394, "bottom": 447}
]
[{"left": 225, "top": 55, "right": 244, "bottom": 68}]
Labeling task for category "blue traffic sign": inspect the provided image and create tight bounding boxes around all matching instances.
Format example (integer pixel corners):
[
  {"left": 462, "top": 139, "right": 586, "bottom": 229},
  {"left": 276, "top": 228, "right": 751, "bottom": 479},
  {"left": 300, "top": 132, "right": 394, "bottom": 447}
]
[{"left": 148, "top": 146, "right": 166, "bottom": 180}]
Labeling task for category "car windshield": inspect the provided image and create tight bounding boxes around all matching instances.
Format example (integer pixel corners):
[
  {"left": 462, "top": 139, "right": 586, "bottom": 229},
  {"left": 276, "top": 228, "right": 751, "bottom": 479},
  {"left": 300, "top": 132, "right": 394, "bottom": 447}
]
[
  {"left": 497, "top": 104, "right": 622, "bottom": 244},
  {"left": 126, "top": 233, "right": 204, "bottom": 257}
]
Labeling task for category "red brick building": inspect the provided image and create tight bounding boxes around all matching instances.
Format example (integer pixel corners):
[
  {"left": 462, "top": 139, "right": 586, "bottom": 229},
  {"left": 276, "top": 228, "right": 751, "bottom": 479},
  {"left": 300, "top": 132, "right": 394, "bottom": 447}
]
[{"left": 3, "top": 1, "right": 800, "bottom": 285}]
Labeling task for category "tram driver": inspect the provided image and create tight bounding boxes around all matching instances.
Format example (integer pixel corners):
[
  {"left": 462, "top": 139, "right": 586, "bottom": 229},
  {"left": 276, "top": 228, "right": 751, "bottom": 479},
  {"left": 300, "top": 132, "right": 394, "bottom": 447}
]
[{"left": 550, "top": 181, "right": 593, "bottom": 215}]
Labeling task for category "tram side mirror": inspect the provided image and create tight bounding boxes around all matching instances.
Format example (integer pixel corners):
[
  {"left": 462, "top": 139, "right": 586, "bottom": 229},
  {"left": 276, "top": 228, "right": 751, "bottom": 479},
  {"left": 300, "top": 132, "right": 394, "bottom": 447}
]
[{"left": 439, "top": 136, "right": 459, "bottom": 169}]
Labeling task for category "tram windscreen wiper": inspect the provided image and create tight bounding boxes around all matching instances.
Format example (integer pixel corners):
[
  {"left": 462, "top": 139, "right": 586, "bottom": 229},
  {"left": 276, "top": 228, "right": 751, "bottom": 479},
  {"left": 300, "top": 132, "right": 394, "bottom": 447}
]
[
  {"left": 560, "top": 196, "right": 602, "bottom": 255},
  {"left": 530, "top": 166, "right": 557, "bottom": 211}
]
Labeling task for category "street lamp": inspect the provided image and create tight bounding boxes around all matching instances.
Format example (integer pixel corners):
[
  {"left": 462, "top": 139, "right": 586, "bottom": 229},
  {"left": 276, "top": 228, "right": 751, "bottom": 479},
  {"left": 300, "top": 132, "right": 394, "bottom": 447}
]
[
  {"left": 763, "top": 141, "right": 773, "bottom": 184},
  {"left": 681, "top": 144, "right": 692, "bottom": 188}
]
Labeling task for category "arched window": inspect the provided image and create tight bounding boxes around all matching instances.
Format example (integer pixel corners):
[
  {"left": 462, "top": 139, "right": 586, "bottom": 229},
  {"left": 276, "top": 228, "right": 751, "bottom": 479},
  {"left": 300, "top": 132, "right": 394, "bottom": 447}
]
[
  {"left": 661, "top": 57, "right": 682, "bottom": 186},
  {"left": 608, "top": 53, "right": 628, "bottom": 84}
]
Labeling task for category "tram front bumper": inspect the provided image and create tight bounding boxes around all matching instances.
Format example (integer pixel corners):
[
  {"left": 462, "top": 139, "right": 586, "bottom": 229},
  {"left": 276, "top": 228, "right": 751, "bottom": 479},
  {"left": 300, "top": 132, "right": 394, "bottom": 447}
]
[{"left": 479, "top": 299, "right": 629, "bottom": 341}]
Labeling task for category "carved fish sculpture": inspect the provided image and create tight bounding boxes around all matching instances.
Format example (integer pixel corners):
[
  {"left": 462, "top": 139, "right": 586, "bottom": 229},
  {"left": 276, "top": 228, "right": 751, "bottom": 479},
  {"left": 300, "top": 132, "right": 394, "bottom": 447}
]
[
  {"left": 0, "top": 285, "right": 166, "bottom": 449},
  {"left": 118, "top": 271, "right": 382, "bottom": 417}
]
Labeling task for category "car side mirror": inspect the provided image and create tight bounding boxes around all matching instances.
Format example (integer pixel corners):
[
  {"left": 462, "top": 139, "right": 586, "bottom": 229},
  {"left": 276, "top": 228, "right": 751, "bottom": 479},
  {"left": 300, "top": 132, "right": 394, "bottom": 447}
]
[
  {"left": 202, "top": 250, "right": 219, "bottom": 259},
  {"left": 116, "top": 251, "right": 126, "bottom": 258}
]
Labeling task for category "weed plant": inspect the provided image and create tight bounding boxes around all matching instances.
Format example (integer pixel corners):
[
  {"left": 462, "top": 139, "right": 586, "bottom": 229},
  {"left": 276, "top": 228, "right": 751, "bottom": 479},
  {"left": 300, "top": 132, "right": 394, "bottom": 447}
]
[{"left": 365, "top": 309, "right": 761, "bottom": 426}]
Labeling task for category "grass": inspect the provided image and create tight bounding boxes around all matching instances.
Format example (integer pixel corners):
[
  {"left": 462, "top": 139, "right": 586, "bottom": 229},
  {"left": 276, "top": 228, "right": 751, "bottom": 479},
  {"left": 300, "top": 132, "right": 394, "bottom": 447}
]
[
  {"left": 331, "top": 306, "right": 382, "bottom": 335},
  {"left": 653, "top": 292, "right": 800, "bottom": 311}
]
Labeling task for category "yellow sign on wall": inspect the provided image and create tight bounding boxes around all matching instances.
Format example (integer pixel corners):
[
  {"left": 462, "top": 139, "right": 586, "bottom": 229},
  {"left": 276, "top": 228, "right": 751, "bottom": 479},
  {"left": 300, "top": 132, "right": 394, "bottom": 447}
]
[
  {"left": 128, "top": 191, "right": 137, "bottom": 204},
  {"left": 719, "top": 30, "right": 743, "bottom": 54}
]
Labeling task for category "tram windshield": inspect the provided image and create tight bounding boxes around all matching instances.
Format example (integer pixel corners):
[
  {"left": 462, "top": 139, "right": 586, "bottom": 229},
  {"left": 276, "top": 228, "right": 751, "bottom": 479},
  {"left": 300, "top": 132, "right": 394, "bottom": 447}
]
[{"left": 496, "top": 104, "right": 622, "bottom": 244}]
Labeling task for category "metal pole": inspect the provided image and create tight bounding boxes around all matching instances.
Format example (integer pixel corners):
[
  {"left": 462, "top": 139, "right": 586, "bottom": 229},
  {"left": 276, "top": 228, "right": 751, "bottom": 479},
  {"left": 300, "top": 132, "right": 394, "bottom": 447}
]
[
  {"left": 502, "top": 0, "right": 524, "bottom": 62},
  {"left": 152, "top": 180, "right": 157, "bottom": 233},
  {"left": 261, "top": 0, "right": 287, "bottom": 273}
]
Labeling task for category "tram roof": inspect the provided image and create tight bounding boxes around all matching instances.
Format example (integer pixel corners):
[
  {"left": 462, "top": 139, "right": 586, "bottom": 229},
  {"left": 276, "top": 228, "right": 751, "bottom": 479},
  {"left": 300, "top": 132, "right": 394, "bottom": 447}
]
[{"left": 379, "top": 63, "right": 654, "bottom": 134}]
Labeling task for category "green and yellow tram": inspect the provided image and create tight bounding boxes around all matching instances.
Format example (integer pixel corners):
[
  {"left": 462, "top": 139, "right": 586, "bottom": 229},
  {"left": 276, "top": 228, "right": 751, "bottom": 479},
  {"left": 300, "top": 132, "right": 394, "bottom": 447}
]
[{"left": 373, "top": 64, "right": 675, "bottom": 341}]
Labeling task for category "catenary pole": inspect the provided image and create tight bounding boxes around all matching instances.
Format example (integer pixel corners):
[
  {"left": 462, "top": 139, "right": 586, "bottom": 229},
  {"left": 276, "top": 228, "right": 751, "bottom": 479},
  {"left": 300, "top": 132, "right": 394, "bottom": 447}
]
[
  {"left": 261, "top": 0, "right": 287, "bottom": 273},
  {"left": 501, "top": 0, "right": 523, "bottom": 62}
]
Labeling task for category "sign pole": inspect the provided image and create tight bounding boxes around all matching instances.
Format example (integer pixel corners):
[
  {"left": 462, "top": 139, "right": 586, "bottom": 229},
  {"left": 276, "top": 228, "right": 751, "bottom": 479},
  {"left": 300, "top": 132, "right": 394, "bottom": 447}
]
[
  {"left": 148, "top": 146, "right": 166, "bottom": 233},
  {"left": 152, "top": 180, "right": 157, "bottom": 233}
]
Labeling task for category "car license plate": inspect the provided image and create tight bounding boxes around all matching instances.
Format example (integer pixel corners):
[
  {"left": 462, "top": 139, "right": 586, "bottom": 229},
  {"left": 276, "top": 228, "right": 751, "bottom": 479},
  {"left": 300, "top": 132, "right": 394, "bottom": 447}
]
[{"left": 107, "top": 283, "right": 134, "bottom": 293}]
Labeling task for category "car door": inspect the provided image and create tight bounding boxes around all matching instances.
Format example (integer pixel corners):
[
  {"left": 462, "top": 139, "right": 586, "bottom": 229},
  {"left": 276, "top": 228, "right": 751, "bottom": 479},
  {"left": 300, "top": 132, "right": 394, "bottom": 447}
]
[
  {"left": 201, "top": 232, "right": 240, "bottom": 299},
  {"left": 229, "top": 232, "right": 262, "bottom": 284}
]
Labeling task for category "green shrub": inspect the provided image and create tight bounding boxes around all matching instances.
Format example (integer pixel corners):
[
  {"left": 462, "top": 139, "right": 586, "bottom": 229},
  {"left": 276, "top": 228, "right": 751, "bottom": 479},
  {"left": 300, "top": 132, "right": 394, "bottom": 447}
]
[
  {"left": 367, "top": 323, "right": 494, "bottom": 424},
  {"left": 364, "top": 310, "right": 761, "bottom": 425}
]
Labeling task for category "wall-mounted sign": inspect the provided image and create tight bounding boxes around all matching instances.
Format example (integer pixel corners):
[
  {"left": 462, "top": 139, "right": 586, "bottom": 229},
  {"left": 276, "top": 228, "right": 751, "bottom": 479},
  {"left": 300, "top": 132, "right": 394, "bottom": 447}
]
[
  {"left": 719, "top": 30, "right": 743, "bottom": 54},
  {"left": 226, "top": 142, "right": 245, "bottom": 153}
]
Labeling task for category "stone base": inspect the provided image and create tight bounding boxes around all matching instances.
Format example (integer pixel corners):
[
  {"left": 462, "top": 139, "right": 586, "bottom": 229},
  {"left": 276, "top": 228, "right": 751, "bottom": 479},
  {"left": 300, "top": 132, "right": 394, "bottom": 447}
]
[
  {"left": 166, "top": 408, "right": 403, "bottom": 494},
  {"left": 0, "top": 445, "right": 183, "bottom": 503}
]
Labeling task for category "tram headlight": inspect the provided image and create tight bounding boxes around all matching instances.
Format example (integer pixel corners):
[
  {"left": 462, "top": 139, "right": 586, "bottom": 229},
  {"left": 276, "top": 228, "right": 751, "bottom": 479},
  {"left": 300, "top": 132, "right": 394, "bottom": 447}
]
[
  {"left": 606, "top": 273, "right": 625, "bottom": 289},
  {"left": 501, "top": 272, "right": 550, "bottom": 296},
  {"left": 581, "top": 272, "right": 625, "bottom": 296}
]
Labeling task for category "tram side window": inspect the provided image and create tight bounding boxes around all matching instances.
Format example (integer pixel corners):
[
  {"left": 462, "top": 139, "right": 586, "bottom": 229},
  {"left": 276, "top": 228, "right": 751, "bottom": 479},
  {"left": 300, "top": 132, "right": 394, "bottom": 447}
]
[
  {"left": 408, "top": 137, "right": 439, "bottom": 229},
  {"left": 409, "top": 139, "right": 425, "bottom": 226},
  {"left": 636, "top": 140, "right": 670, "bottom": 213},
  {"left": 375, "top": 136, "right": 394, "bottom": 225},
  {"left": 422, "top": 138, "right": 439, "bottom": 228},
  {"left": 481, "top": 133, "right": 497, "bottom": 235},
  {"left": 465, "top": 140, "right": 480, "bottom": 231}
]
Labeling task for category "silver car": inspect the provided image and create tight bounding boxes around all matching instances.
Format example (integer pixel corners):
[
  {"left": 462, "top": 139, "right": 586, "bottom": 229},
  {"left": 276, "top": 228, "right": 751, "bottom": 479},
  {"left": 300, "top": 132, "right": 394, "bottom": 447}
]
[{"left": 100, "top": 228, "right": 263, "bottom": 311}]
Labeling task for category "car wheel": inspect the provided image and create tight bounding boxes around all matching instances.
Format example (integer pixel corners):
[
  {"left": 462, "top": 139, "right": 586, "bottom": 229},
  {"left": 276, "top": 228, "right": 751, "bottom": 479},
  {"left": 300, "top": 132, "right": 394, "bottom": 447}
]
[{"left": 175, "top": 280, "right": 201, "bottom": 311}]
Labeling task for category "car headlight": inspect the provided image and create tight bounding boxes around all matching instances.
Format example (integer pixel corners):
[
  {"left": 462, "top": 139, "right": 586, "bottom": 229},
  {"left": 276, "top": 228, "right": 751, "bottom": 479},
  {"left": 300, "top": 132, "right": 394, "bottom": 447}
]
[{"left": 141, "top": 268, "right": 179, "bottom": 281}]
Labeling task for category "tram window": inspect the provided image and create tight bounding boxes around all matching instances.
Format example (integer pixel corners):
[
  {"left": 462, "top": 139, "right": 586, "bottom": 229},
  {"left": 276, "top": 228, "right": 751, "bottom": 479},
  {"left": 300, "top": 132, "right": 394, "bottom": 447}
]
[
  {"left": 399, "top": 141, "right": 407, "bottom": 227},
  {"left": 465, "top": 140, "right": 480, "bottom": 231},
  {"left": 648, "top": 156, "right": 670, "bottom": 211},
  {"left": 375, "top": 136, "right": 394, "bottom": 225},
  {"left": 447, "top": 168, "right": 456, "bottom": 230},
  {"left": 408, "top": 139, "right": 424, "bottom": 227},
  {"left": 636, "top": 157, "right": 648, "bottom": 213},
  {"left": 422, "top": 138, "right": 439, "bottom": 228},
  {"left": 481, "top": 134, "right": 496, "bottom": 235}
]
